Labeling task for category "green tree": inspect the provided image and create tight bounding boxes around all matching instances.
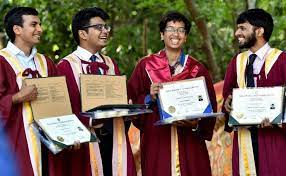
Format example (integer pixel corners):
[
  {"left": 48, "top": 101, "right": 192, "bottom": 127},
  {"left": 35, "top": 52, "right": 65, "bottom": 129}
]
[{"left": 1, "top": 0, "right": 286, "bottom": 80}]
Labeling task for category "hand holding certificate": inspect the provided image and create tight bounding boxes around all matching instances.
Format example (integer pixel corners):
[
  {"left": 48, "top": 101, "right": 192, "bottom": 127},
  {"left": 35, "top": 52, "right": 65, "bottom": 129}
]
[
  {"left": 24, "top": 76, "right": 96, "bottom": 154},
  {"left": 155, "top": 76, "right": 222, "bottom": 126},
  {"left": 229, "top": 86, "right": 285, "bottom": 126}
]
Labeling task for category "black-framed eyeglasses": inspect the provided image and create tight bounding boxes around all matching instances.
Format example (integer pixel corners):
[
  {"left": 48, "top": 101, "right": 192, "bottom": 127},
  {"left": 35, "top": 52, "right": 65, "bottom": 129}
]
[
  {"left": 164, "top": 27, "right": 186, "bottom": 34},
  {"left": 82, "top": 24, "right": 111, "bottom": 32}
]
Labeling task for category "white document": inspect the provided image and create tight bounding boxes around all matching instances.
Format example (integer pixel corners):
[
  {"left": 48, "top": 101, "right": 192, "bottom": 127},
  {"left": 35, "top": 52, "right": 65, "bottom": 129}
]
[
  {"left": 230, "top": 86, "right": 284, "bottom": 125},
  {"left": 158, "top": 77, "right": 212, "bottom": 120},
  {"left": 38, "top": 114, "right": 91, "bottom": 146}
]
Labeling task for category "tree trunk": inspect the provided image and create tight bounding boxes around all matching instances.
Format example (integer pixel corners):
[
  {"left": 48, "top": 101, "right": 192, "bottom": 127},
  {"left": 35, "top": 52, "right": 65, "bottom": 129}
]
[
  {"left": 247, "top": 0, "right": 256, "bottom": 9},
  {"left": 184, "top": 0, "right": 221, "bottom": 81}
]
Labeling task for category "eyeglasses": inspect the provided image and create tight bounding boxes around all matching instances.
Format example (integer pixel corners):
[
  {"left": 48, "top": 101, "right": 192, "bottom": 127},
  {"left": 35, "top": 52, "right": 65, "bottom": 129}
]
[
  {"left": 165, "top": 27, "right": 186, "bottom": 34},
  {"left": 82, "top": 24, "right": 111, "bottom": 32}
]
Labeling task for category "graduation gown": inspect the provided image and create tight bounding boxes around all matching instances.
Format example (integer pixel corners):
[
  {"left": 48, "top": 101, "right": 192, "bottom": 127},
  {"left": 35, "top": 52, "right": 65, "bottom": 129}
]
[
  {"left": 223, "top": 51, "right": 286, "bottom": 176},
  {"left": 127, "top": 50, "right": 217, "bottom": 176},
  {"left": 57, "top": 56, "right": 136, "bottom": 176},
  {"left": 0, "top": 54, "right": 58, "bottom": 176}
]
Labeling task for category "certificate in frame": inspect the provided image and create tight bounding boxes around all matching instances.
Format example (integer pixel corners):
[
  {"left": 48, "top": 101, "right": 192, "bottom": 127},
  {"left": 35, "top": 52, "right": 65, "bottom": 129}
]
[
  {"left": 229, "top": 86, "right": 285, "bottom": 126},
  {"left": 155, "top": 76, "right": 220, "bottom": 125}
]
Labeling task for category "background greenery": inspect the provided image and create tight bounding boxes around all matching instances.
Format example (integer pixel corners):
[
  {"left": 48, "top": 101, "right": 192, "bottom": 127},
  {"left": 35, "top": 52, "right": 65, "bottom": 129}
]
[{"left": 0, "top": 0, "right": 285, "bottom": 81}]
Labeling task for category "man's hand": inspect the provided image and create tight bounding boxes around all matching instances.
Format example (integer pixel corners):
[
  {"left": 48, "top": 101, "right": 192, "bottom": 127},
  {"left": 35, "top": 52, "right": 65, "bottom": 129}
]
[
  {"left": 128, "top": 99, "right": 133, "bottom": 104},
  {"left": 174, "top": 119, "right": 199, "bottom": 128},
  {"left": 91, "top": 119, "right": 105, "bottom": 128},
  {"left": 68, "top": 140, "right": 81, "bottom": 150},
  {"left": 224, "top": 95, "right": 232, "bottom": 112},
  {"left": 260, "top": 118, "right": 273, "bottom": 128},
  {"left": 12, "top": 84, "right": 38, "bottom": 104},
  {"left": 150, "top": 83, "right": 163, "bottom": 101}
]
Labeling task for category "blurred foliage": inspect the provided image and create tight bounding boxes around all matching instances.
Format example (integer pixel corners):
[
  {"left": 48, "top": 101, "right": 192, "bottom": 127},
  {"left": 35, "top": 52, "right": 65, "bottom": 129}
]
[{"left": 0, "top": 0, "right": 286, "bottom": 80}]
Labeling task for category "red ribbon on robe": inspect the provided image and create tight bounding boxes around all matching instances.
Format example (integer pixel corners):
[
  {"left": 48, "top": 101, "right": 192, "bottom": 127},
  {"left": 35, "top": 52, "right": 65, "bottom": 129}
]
[
  {"left": 86, "top": 62, "right": 109, "bottom": 75},
  {"left": 22, "top": 68, "right": 42, "bottom": 78}
]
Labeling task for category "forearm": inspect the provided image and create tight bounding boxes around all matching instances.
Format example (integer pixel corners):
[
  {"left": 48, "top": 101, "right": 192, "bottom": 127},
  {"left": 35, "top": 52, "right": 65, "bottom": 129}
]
[{"left": 11, "top": 92, "right": 22, "bottom": 104}]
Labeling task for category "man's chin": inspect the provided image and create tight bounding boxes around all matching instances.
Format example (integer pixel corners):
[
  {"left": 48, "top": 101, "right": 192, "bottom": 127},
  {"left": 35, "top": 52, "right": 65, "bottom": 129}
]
[
  {"left": 238, "top": 42, "right": 252, "bottom": 49},
  {"left": 95, "top": 43, "right": 108, "bottom": 50},
  {"left": 33, "top": 38, "right": 41, "bottom": 44},
  {"left": 30, "top": 41, "right": 40, "bottom": 46},
  {"left": 100, "top": 42, "right": 108, "bottom": 47},
  {"left": 238, "top": 44, "right": 248, "bottom": 49}
]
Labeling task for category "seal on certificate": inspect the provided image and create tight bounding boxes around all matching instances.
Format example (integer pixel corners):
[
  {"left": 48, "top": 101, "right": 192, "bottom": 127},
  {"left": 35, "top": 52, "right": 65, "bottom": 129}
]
[
  {"left": 57, "top": 136, "right": 64, "bottom": 142},
  {"left": 168, "top": 106, "right": 176, "bottom": 113}
]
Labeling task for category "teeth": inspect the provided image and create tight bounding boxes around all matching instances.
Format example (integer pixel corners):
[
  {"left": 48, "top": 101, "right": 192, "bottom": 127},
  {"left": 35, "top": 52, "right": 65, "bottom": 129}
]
[
  {"left": 170, "top": 38, "right": 179, "bottom": 44},
  {"left": 237, "top": 37, "right": 244, "bottom": 42}
]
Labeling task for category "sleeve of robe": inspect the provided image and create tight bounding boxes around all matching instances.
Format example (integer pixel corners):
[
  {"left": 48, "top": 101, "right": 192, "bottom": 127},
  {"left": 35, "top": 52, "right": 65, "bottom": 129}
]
[
  {"left": 57, "top": 60, "right": 90, "bottom": 127},
  {"left": 0, "top": 56, "right": 14, "bottom": 127},
  {"left": 194, "top": 63, "right": 217, "bottom": 141},
  {"left": 127, "top": 59, "right": 151, "bottom": 131},
  {"left": 222, "top": 55, "right": 238, "bottom": 132}
]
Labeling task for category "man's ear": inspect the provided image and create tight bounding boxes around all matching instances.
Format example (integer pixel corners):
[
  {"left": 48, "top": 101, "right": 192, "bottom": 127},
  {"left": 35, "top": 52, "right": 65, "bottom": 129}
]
[
  {"left": 13, "top": 25, "right": 22, "bottom": 35},
  {"left": 160, "top": 32, "right": 164, "bottom": 41},
  {"left": 256, "top": 27, "right": 264, "bottom": 37},
  {"left": 79, "top": 30, "right": 88, "bottom": 40}
]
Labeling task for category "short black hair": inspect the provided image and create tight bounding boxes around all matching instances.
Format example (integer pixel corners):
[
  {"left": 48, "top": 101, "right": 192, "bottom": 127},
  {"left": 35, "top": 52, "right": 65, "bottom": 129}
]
[
  {"left": 159, "top": 11, "right": 191, "bottom": 34},
  {"left": 4, "top": 7, "right": 38, "bottom": 42},
  {"left": 236, "top": 8, "right": 273, "bottom": 42},
  {"left": 72, "top": 7, "right": 109, "bottom": 45}
]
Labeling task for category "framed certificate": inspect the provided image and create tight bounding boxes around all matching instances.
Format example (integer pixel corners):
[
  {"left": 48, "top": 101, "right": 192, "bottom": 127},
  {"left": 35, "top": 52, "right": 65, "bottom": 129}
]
[
  {"left": 80, "top": 74, "right": 127, "bottom": 112},
  {"left": 155, "top": 76, "right": 220, "bottom": 125},
  {"left": 80, "top": 74, "right": 152, "bottom": 119},
  {"left": 229, "top": 86, "right": 285, "bottom": 126},
  {"left": 24, "top": 76, "right": 96, "bottom": 154}
]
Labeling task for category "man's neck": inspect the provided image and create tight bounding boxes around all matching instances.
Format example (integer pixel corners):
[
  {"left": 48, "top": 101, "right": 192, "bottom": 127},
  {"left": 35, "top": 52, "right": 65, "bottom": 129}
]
[
  {"left": 165, "top": 48, "right": 181, "bottom": 65},
  {"left": 13, "top": 40, "right": 33, "bottom": 56},
  {"left": 250, "top": 39, "right": 267, "bottom": 53},
  {"left": 79, "top": 43, "right": 101, "bottom": 55}
]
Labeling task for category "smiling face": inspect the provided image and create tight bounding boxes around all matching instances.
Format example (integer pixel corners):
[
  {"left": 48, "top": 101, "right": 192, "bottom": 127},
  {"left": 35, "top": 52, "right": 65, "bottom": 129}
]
[
  {"left": 14, "top": 15, "right": 42, "bottom": 47},
  {"left": 235, "top": 22, "right": 258, "bottom": 49},
  {"left": 80, "top": 17, "right": 110, "bottom": 52},
  {"left": 161, "top": 21, "right": 187, "bottom": 51}
]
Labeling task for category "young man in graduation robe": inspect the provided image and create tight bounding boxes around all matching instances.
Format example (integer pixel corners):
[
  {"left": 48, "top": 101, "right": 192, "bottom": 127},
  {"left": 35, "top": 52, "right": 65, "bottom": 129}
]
[
  {"left": 0, "top": 7, "right": 58, "bottom": 176},
  {"left": 127, "top": 11, "right": 217, "bottom": 176},
  {"left": 223, "top": 8, "right": 286, "bottom": 176},
  {"left": 57, "top": 7, "right": 136, "bottom": 176}
]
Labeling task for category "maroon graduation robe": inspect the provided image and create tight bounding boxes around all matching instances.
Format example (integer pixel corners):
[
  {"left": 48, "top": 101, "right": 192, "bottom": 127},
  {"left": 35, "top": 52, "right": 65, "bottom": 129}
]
[
  {"left": 0, "top": 55, "right": 59, "bottom": 176},
  {"left": 57, "top": 58, "right": 136, "bottom": 176},
  {"left": 223, "top": 51, "right": 286, "bottom": 176},
  {"left": 127, "top": 50, "right": 217, "bottom": 176}
]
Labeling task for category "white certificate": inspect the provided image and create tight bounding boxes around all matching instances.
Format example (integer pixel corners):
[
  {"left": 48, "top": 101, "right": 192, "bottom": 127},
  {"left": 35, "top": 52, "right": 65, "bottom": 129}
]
[
  {"left": 158, "top": 76, "right": 213, "bottom": 120},
  {"left": 38, "top": 114, "right": 93, "bottom": 146},
  {"left": 230, "top": 86, "right": 284, "bottom": 126}
]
